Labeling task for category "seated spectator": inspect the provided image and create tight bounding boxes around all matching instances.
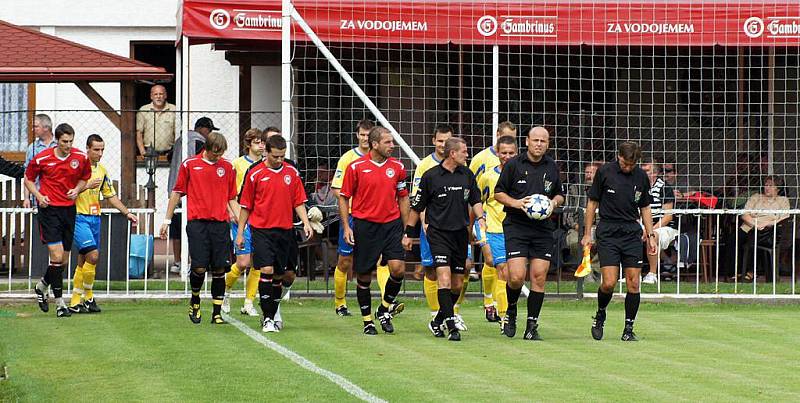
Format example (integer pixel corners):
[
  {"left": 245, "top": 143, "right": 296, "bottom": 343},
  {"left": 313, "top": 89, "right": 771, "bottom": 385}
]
[
  {"left": 641, "top": 160, "right": 679, "bottom": 284},
  {"left": 311, "top": 161, "right": 336, "bottom": 206},
  {"left": 731, "top": 176, "right": 790, "bottom": 281},
  {"left": 565, "top": 162, "right": 602, "bottom": 281}
]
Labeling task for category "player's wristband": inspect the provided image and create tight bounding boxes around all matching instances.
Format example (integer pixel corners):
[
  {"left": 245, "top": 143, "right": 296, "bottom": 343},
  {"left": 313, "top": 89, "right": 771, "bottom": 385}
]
[
  {"left": 405, "top": 225, "right": 415, "bottom": 237},
  {"left": 648, "top": 233, "right": 656, "bottom": 238},
  {"left": 163, "top": 219, "right": 172, "bottom": 225}
]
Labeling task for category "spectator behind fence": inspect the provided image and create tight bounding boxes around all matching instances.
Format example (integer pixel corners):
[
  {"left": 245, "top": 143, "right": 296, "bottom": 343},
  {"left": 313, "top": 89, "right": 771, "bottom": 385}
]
[
  {"left": 22, "top": 114, "right": 56, "bottom": 208},
  {"left": 311, "top": 161, "right": 336, "bottom": 206},
  {"left": 565, "top": 161, "right": 601, "bottom": 281},
  {"left": 731, "top": 176, "right": 790, "bottom": 282},
  {"left": 165, "top": 117, "right": 216, "bottom": 276},
  {"left": 641, "top": 160, "right": 679, "bottom": 284},
  {"left": 136, "top": 84, "right": 176, "bottom": 157}
]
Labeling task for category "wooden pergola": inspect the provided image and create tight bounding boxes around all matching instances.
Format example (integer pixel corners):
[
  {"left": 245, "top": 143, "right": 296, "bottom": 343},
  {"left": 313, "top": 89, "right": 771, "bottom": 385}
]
[{"left": 0, "top": 20, "right": 172, "bottom": 204}]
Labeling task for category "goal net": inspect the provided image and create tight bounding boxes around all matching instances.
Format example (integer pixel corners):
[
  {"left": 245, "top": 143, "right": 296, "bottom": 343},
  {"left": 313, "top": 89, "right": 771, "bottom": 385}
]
[{"left": 282, "top": 0, "right": 800, "bottom": 210}]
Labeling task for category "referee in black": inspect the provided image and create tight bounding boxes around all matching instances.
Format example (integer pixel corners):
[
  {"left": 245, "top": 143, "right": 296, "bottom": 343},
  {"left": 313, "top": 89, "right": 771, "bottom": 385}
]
[
  {"left": 582, "top": 142, "right": 657, "bottom": 341},
  {"left": 403, "top": 137, "right": 485, "bottom": 342},
  {"left": 494, "top": 126, "right": 564, "bottom": 340}
]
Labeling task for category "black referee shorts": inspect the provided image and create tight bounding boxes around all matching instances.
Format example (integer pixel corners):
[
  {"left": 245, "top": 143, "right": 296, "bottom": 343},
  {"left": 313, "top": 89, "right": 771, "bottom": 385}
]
[
  {"left": 252, "top": 227, "right": 296, "bottom": 275},
  {"left": 186, "top": 220, "right": 232, "bottom": 270},
  {"left": 38, "top": 205, "right": 77, "bottom": 251},
  {"left": 596, "top": 221, "right": 644, "bottom": 268},
  {"left": 427, "top": 226, "right": 468, "bottom": 274},
  {"left": 353, "top": 218, "right": 404, "bottom": 275},
  {"left": 503, "top": 221, "right": 554, "bottom": 262}
]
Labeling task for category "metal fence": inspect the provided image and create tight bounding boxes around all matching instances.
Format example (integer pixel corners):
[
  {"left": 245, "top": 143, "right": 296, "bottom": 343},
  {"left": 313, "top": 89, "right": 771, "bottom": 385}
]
[{"left": 2, "top": 204, "right": 799, "bottom": 300}]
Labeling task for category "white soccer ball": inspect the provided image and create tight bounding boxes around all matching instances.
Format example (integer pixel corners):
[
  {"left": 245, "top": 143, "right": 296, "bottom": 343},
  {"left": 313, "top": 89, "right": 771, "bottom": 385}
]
[{"left": 524, "top": 194, "right": 551, "bottom": 220}]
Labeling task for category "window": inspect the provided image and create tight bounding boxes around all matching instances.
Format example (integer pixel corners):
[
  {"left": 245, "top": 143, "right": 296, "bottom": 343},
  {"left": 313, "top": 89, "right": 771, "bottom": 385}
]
[{"left": 0, "top": 83, "right": 29, "bottom": 153}]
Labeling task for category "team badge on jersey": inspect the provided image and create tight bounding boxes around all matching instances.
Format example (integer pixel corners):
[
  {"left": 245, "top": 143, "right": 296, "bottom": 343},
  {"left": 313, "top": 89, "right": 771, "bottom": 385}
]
[
  {"left": 284, "top": 174, "right": 292, "bottom": 185},
  {"left": 544, "top": 179, "right": 553, "bottom": 194},
  {"left": 464, "top": 188, "right": 470, "bottom": 201},
  {"left": 70, "top": 159, "right": 79, "bottom": 169},
  {"left": 216, "top": 167, "right": 225, "bottom": 177},
  {"left": 386, "top": 167, "right": 395, "bottom": 178},
  {"left": 634, "top": 191, "right": 642, "bottom": 203}
]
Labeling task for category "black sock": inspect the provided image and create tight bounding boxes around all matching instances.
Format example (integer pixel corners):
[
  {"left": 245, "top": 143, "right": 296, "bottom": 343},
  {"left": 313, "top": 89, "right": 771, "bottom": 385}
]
[
  {"left": 49, "top": 264, "right": 64, "bottom": 299},
  {"left": 266, "top": 282, "right": 282, "bottom": 320},
  {"left": 527, "top": 291, "right": 544, "bottom": 322},
  {"left": 506, "top": 284, "right": 522, "bottom": 318},
  {"left": 356, "top": 279, "right": 372, "bottom": 322},
  {"left": 211, "top": 272, "right": 225, "bottom": 315},
  {"left": 437, "top": 288, "right": 455, "bottom": 330},
  {"left": 379, "top": 274, "right": 403, "bottom": 314},
  {"left": 597, "top": 288, "right": 613, "bottom": 311},
  {"left": 450, "top": 290, "right": 461, "bottom": 308},
  {"left": 189, "top": 270, "right": 204, "bottom": 306},
  {"left": 258, "top": 272, "right": 273, "bottom": 318},
  {"left": 625, "top": 292, "right": 640, "bottom": 326}
]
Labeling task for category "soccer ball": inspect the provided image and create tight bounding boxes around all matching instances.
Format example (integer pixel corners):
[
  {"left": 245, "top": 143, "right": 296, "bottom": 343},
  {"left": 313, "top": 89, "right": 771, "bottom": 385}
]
[{"left": 524, "top": 194, "right": 551, "bottom": 220}]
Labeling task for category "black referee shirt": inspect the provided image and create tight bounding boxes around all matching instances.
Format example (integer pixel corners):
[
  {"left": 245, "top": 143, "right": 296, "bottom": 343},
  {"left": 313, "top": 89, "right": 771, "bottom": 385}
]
[
  {"left": 411, "top": 164, "right": 481, "bottom": 230},
  {"left": 588, "top": 160, "right": 653, "bottom": 222},
  {"left": 495, "top": 153, "right": 563, "bottom": 228}
]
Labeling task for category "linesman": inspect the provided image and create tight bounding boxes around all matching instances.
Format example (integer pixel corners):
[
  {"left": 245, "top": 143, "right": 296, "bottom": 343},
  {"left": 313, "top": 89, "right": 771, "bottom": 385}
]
[{"left": 583, "top": 142, "right": 657, "bottom": 341}]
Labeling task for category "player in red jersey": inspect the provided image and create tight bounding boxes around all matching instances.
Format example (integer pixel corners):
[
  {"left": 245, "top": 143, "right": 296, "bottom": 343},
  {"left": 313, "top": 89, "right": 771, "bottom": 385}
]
[
  {"left": 159, "top": 132, "right": 239, "bottom": 325},
  {"left": 24, "top": 123, "right": 91, "bottom": 318},
  {"left": 236, "top": 135, "right": 312, "bottom": 333},
  {"left": 338, "top": 126, "right": 410, "bottom": 335}
]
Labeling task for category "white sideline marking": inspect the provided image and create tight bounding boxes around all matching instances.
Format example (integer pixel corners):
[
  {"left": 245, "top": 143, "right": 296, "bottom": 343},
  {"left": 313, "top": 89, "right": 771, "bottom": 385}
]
[{"left": 223, "top": 314, "right": 386, "bottom": 403}]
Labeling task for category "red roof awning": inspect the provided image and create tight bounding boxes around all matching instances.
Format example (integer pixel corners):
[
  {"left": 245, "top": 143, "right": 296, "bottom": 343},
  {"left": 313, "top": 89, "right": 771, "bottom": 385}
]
[
  {"left": 181, "top": 1, "right": 800, "bottom": 47},
  {"left": 0, "top": 20, "right": 171, "bottom": 82}
]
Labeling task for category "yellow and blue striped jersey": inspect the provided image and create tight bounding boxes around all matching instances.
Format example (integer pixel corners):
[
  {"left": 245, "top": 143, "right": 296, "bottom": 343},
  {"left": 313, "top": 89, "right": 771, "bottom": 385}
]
[
  {"left": 233, "top": 155, "right": 259, "bottom": 192},
  {"left": 470, "top": 146, "right": 500, "bottom": 184},
  {"left": 478, "top": 165, "right": 505, "bottom": 233},
  {"left": 411, "top": 153, "right": 443, "bottom": 196},
  {"left": 75, "top": 163, "right": 116, "bottom": 216},
  {"left": 331, "top": 148, "right": 365, "bottom": 189}
]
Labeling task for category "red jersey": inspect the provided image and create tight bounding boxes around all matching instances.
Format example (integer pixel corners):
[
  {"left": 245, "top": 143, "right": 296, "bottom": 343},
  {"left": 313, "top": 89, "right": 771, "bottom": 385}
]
[
  {"left": 340, "top": 155, "right": 408, "bottom": 223},
  {"left": 173, "top": 154, "right": 237, "bottom": 221},
  {"left": 239, "top": 161, "right": 307, "bottom": 229},
  {"left": 25, "top": 147, "right": 91, "bottom": 207}
]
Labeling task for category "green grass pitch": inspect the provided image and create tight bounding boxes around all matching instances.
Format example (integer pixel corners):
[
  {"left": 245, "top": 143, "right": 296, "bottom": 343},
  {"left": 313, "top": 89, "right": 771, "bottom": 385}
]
[{"left": 1, "top": 298, "right": 799, "bottom": 402}]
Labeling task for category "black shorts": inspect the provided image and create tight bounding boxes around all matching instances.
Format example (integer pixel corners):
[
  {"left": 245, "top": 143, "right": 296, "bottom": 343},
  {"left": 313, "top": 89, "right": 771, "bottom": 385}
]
[
  {"left": 503, "top": 222, "right": 554, "bottom": 262},
  {"left": 596, "top": 221, "right": 644, "bottom": 268},
  {"left": 352, "top": 218, "right": 404, "bottom": 275},
  {"left": 252, "top": 227, "right": 296, "bottom": 275},
  {"left": 186, "top": 220, "right": 232, "bottom": 270},
  {"left": 427, "top": 226, "right": 468, "bottom": 274},
  {"left": 38, "top": 205, "right": 77, "bottom": 251},
  {"left": 169, "top": 212, "right": 182, "bottom": 240}
]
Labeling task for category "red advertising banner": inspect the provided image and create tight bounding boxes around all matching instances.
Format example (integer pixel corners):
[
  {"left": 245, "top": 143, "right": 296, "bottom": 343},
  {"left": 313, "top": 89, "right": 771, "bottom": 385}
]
[{"left": 181, "top": 0, "right": 800, "bottom": 46}]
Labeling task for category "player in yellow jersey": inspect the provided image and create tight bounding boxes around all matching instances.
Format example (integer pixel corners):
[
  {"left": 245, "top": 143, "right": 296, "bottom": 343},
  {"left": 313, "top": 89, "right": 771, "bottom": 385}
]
[
  {"left": 222, "top": 128, "right": 265, "bottom": 317},
  {"left": 330, "top": 120, "right": 398, "bottom": 316},
  {"left": 69, "top": 134, "right": 138, "bottom": 313},
  {"left": 476, "top": 136, "right": 517, "bottom": 330},
  {"left": 469, "top": 121, "right": 517, "bottom": 183}
]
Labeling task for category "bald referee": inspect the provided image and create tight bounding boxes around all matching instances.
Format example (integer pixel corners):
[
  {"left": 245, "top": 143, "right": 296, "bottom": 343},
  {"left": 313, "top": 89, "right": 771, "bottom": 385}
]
[{"left": 582, "top": 142, "right": 657, "bottom": 341}]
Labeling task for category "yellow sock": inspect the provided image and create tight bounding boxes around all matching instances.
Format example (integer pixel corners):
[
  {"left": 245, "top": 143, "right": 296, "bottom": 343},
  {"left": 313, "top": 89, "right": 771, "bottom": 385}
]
[
  {"left": 333, "top": 266, "right": 348, "bottom": 308},
  {"left": 495, "top": 279, "right": 508, "bottom": 317},
  {"left": 454, "top": 276, "right": 469, "bottom": 314},
  {"left": 245, "top": 269, "right": 259, "bottom": 302},
  {"left": 225, "top": 263, "right": 242, "bottom": 290},
  {"left": 70, "top": 265, "right": 84, "bottom": 306},
  {"left": 482, "top": 263, "right": 497, "bottom": 307},
  {"left": 377, "top": 264, "right": 389, "bottom": 299},
  {"left": 83, "top": 262, "right": 97, "bottom": 300},
  {"left": 423, "top": 276, "right": 439, "bottom": 312}
]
